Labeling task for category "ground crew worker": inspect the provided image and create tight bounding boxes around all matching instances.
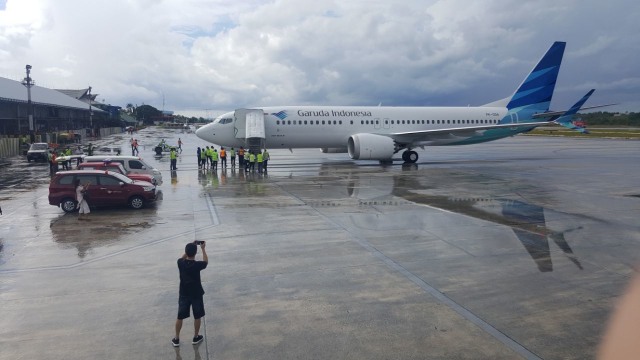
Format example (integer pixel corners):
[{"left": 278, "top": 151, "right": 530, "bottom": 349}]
[
  {"left": 249, "top": 151, "right": 256, "bottom": 172},
  {"left": 74, "top": 145, "right": 83, "bottom": 168},
  {"left": 204, "top": 146, "right": 211, "bottom": 167},
  {"left": 256, "top": 151, "right": 264, "bottom": 173},
  {"left": 244, "top": 151, "right": 251, "bottom": 172},
  {"left": 132, "top": 139, "right": 139, "bottom": 156},
  {"left": 262, "top": 149, "right": 270, "bottom": 172},
  {"left": 178, "top": 138, "right": 183, "bottom": 153},
  {"left": 229, "top": 148, "right": 236, "bottom": 168},
  {"left": 50, "top": 150, "right": 58, "bottom": 175},
  {"left": 197, "top": 147, "right": 202, "bottom": 169},
  {"left": 48, "top": 150, "right": 53, "bottom": 174},
  {"left": 63, "top": 147, "right": 72, "bottom": 170},
  {"left": 170, "top": 147, "right": 178, "bottom": 170},
  {"left": 238, "top": 147, "right": 245, "bottom": 167},
  {"left": 220, "top": 147, "right": 226, "bottom": 168},
  {"left": 199, "top": 147, "right": 207, "bottom": 168},
  {"left": 211, "top": 148, "right": 219, "bottom": 171}
]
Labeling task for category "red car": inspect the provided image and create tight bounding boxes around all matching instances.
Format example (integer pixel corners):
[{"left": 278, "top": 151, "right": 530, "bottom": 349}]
[
  {"left": 77, "top": 161, "right": 157, "bottom": 184},
  {"left": 49, "top": 170, "right": 158, "bottom": 212}
]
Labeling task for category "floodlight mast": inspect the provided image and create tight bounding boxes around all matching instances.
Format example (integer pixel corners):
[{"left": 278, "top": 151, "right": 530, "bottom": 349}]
[{"left": 21, "top": 65, "right": 35, "bottom": 143}]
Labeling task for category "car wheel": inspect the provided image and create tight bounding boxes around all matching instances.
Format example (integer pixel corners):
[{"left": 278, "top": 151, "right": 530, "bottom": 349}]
[
  {"left": 129, "top": 195, "right": 144, "bottom": 209},
  {"left": 61, "top": 198, "right": 77, "bottom": 213}
]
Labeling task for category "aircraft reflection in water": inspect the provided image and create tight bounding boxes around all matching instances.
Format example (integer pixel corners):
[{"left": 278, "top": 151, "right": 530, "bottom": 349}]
[{"left": 322, "top": 164, "right": 583, "bottom": 273}]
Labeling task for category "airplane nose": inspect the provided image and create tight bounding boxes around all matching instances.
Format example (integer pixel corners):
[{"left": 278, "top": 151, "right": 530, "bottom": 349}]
[{"left": 195, "top": 124, "right": 210, "bottom": 138}]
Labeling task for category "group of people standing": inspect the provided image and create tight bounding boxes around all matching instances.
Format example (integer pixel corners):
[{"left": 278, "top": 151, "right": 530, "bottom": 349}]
[
  {"left": 49, "top": 145, "right": 85, "bottom": 175},
  {"left": 196, "top": 146, "right": 269, "bottom": 173}
]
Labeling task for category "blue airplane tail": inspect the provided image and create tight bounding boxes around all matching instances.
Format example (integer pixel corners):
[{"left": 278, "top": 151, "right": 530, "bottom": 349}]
[{"left": 499, "top": 41, "right": 566, "bottom": 124}]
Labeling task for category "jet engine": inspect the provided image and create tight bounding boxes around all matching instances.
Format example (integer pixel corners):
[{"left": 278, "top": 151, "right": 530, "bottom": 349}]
[{"left": 347, "top": 133, "right": 396, "bottom": 160}]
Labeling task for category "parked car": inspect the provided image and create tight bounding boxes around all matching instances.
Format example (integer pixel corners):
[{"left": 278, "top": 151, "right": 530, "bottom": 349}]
[
  {"left": 49, "top": 170, "right": 158, "bottom": 212},
  {"left": 26, "top": 143, "right": 51, "bottom": 162},
  {"left": 77, "top": 161, "right": 157, "bottom": 184},
  {"left": 83, "top": 155, "right": 163, "bottom": 185}
]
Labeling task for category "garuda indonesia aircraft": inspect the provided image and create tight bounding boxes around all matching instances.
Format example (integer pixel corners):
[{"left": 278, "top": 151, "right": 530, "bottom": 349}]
[{"left": 196, "top": 41, "right": 600, "bottom": 163}]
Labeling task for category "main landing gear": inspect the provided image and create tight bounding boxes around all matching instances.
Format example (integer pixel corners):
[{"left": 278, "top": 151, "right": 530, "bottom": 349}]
[{"left": 401, "top": 150, "right": 418, "bottom": 163}]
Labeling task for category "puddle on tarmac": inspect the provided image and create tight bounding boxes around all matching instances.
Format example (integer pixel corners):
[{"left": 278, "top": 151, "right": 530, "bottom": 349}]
[{"left": 49, "top": 215, "right": 155, "bottom": 258}]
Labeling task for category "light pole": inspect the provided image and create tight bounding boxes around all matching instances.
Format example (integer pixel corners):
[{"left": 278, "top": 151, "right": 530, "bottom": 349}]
[{"left": 21, "top": 65, "right": 35, "bottom": 143}]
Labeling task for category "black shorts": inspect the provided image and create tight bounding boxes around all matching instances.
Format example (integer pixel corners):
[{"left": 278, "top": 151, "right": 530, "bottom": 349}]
[{"left": 177, "top": 295, "right": 205, "bottom": 320}]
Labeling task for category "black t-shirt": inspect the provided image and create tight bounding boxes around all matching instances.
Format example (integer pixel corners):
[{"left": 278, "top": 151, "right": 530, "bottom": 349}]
[{"left": 177, "top": 258, "right": 207, "bottom": 298}]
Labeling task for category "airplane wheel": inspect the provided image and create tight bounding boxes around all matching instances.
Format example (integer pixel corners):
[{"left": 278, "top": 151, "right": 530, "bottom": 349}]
[{"left": 405, "top": 151, "right": 418, "bottom": 163}]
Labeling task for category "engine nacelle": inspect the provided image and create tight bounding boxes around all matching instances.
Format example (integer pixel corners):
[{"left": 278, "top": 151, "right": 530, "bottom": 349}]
[
  {"left": 320, "top": 147, "right": 348, "bottom": 153},
  {"left": 347, "top": 133, "right": 396, "bottom": 160}
]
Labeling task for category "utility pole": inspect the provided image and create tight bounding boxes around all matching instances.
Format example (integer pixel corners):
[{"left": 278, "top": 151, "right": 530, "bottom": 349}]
[
  {"left": 21, "top": 65, "right": 35, "bottom": 143},
  {"left": 87, "top": 86, "right": 93, "bottom": 138}
]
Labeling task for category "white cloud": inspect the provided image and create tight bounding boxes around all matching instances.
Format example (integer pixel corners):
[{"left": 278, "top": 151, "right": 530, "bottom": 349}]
[{"left": 0, "top": 0, "right": 638, "bottom": 116}]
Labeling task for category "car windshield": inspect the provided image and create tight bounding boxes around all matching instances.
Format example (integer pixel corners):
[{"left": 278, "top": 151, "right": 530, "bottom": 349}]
[
  {"left": 30, "top": 144, "right": 48, "bottom": 150},
  {"left": 108, "top": 171, "right": 134, "bottom": 184},
  {"left": 107, "top": 166, "right": 125, "bottom": 174}
]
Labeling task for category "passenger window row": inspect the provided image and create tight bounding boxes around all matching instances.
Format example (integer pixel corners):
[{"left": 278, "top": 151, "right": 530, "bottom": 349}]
[{"left": 274, "top": 119, "right": 499, "bottom": 125}]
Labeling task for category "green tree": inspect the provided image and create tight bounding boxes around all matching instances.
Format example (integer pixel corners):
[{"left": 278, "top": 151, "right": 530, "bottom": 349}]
[{"left": 136, "top": 104, "right": 161, "bottom": 125}]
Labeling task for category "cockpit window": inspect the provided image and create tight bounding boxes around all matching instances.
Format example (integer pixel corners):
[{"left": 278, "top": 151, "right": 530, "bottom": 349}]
[{"left": 220, "top": 118, "right": 233, "bottom": 124}]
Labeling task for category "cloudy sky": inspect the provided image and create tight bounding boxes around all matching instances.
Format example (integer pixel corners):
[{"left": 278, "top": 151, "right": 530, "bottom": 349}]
[{"left": 0, "top": 0, "right": 638, "bottom": 118}]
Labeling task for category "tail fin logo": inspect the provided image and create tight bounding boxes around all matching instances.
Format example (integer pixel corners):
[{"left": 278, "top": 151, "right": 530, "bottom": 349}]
[{"left": 505, "top": 41, "right": 566, "bottom": 120}]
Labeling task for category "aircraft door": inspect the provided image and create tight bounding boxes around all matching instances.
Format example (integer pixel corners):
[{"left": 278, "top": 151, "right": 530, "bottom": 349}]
[
  {"left": 373, "top": 118, "right": 381, "bottom": 129},
  {"left": 383, "top": 118, "right": 390, "bottom": 129},
  {"left": 509, "top": 113, "right": 519, "bottom": 130},
  {"left": 234, "top": 108, "right": 265, "bottom": 139}
]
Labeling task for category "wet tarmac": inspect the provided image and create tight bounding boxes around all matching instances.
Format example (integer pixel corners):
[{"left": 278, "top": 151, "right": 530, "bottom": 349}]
[{"left": 0, "top": 129, "right": 639, "bottom": 359}]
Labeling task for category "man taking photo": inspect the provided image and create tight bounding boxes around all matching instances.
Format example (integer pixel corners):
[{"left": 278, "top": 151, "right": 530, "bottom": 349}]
[{"left": 172, "top": 240, "right": 208, "bottom": 347}]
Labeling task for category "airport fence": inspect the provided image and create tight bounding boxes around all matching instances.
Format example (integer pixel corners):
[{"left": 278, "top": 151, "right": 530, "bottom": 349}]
[{"left": 0, "top": 137, "right": 20, "bottom": 158}]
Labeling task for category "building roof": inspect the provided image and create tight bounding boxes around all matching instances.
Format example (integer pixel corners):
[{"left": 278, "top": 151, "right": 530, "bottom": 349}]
[
  {"left": 55, "top": 88, "right": 101, "bottom": 106},
  {"left": 56, "top": 88, "right": 90, "bottom": 99},
  {"left": 0, "top": 77, "right": 104, "bottom": 112}
]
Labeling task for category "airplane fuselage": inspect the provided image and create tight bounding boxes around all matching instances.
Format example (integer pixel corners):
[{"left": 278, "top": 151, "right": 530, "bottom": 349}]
[{"left": 197, "top": 105, "right": 512, "bottom": 150}]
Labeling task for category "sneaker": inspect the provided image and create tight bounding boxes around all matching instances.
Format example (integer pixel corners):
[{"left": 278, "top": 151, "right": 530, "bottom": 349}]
[
  {"left": 192, "top": 335, "right": 204, "bottom": 345},
  {"left": 171, "top": 338, "right": 180, "bottom": 347}
]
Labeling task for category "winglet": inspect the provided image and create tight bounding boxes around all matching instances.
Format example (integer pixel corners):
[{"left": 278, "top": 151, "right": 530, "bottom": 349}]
[{"left": 554, "top": 89, "right": 595, "bottom": 134}]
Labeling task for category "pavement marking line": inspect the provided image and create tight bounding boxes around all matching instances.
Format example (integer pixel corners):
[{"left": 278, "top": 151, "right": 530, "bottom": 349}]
[
  {"left": 347, "top": 234, "right": 542, "bottom": 360},
  {"left": 204, "top": 193, "right": 221, "bottom": 226}
]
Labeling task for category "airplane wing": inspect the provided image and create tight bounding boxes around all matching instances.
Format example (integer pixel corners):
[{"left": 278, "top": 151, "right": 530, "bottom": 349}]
[{"left": 386, "top": 121, "right": 550, "bottom": 144}]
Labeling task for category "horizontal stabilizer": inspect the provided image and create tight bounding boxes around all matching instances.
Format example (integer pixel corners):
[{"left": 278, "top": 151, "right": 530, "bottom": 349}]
[
  {"left": 553, "top": 89, "right": 594, "bottom": 134},
  {"left": 532, "top": 103, "right": 616, "bottom": 119}
]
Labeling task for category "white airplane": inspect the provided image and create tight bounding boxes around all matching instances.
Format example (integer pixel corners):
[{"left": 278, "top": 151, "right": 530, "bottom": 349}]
[{"left": 196, "top": 41, "right": 601, "bottom": 163}]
